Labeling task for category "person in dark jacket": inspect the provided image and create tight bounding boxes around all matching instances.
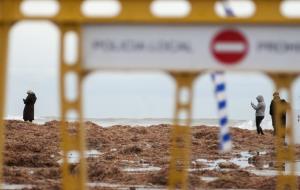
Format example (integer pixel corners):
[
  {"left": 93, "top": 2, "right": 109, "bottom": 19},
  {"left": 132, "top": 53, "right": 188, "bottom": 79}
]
[
  {"left": 251, "top": 95, "right": 266, "bottom": 135},
  {"left": 280, "top": 99, "right": 288, "bottom": 128},
  {"left": 269, "top": 92, "right": 288, "bottom": 136},
  {"left": 279, "top": 99, "right": 288, "bottom": 144},
  {"left": 23, "top": 90, "right": 37, "bottom": 122},
  {"left": 270, "top": 92, "right": 281, "bottom": 135}
]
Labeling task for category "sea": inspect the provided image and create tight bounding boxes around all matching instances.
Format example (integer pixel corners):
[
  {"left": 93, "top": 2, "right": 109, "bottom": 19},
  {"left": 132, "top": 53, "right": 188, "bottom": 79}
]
[
  {"left": 10, "top": 109, "right": 300, "bottom": 130},
  {"left": 4, "top": 116, "right": 274, "bottom": 130}
]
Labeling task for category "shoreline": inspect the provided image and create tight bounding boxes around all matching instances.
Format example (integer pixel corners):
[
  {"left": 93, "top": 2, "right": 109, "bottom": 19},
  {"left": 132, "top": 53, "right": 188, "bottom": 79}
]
[{"left": 3, "top": 117, "right": 273, "bottom": 130}]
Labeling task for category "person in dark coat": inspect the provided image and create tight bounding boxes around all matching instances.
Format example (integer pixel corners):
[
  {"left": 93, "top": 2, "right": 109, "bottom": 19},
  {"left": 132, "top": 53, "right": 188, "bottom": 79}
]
[
  {"left": 270, "top": 92, "right": 281, "bottom": 135},
  {"left": 279, "top": 99, "right": 288, "bottom": 145},
  {"left": 270, "top": 92, "right": 288, "bottom": 136},
  {"left": 280, "top": 99, "right": 288, "bottom": 128},
  {"left": 23, "top": 90, "right": 37, "bottom": 122}
]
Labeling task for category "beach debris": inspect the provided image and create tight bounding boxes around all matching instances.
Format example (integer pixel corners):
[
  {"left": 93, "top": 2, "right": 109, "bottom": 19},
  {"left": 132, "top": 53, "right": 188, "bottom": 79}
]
[
  {"left": 218, "top": 162, "right": 239, "bottom": 169},
  {"left": 3, "top": 120, "right": 299, "bottom": 189},
  {"left": 121, "top": 145, "right": 142, "bottom": 154}
]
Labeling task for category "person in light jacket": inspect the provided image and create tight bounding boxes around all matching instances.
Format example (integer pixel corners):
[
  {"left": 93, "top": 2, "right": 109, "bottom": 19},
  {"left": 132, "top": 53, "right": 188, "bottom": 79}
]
[{"left": 251, "top": 95, "right": 266, "bottom": 135}]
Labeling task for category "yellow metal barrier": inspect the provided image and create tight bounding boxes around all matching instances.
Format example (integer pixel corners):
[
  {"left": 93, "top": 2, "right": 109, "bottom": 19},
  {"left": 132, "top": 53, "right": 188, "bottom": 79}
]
[{"left": 1, "top": 0, "right": 300, "bottom": 24}]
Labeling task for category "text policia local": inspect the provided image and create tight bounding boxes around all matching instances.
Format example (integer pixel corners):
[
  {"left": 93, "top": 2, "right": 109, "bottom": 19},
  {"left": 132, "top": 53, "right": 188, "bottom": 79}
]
[
  {"left": 92, "top": 39, "right": 300, "bottom": 54},
  {"left": 92, "top": 39, "right": 193, "bottom": 53}
]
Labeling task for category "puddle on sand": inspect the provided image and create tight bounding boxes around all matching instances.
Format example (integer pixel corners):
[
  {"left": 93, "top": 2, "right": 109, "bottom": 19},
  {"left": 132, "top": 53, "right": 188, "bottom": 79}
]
[
  {"left": 88, "top": 182, "right": 165, "bottom": 190},
  {"left": 192, "top": 151, "right": 300, "bottom": 177},
  {"left": 193, "top": 151, "right": 255, "bottom": 171},
  {"left": 249, "top": 160, "right": 300, "bottom": 176},
  {"left": 122, "top": 166, "right": 161, "bottom": 172},
  {"left": 120, "top": 160, "right": 161, "bottom": 173},
  {"left": 57, "top": 150, "right": 102, "bottom": 164},
  {"left": 230, "top": 151, "right": 254, "bottom": 168},
  {"left": 2, "top": 184, "right": 32, "bottom": 190},
  {"left": 200, "top": 176, "right": 218, "bottom": 182},
  {"left": 248, "top": 169, "right": 278, "bottom": 176},
  {"left": 247, "top": 169, "right": 300, "bottom": 176}
]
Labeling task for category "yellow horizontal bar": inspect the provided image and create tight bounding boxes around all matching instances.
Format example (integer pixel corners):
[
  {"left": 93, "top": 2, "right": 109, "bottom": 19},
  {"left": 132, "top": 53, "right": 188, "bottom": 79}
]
[{"left": 1, "top": 0, "right": 300, "bottom": 24}]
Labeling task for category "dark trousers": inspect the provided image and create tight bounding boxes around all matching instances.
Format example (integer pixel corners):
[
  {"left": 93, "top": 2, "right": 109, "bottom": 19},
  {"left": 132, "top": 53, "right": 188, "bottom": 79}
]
[
  {"left": 271, "top": 116, "right": 276, "bottom": 135},
  {"left": 271, "top": 117, "right": 286, "bottom": 145},
  {"left": 256, "top": 116, "right": 264, "bottom": 135}
]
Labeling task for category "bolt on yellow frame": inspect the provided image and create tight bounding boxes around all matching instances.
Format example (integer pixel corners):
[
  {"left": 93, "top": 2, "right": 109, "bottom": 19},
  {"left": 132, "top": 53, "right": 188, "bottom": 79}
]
[{"left": 0, "top": 0, "right": 300, "bottom": 190}]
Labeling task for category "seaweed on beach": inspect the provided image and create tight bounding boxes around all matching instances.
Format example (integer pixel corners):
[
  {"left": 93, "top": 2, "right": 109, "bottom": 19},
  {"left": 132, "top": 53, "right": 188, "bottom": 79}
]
[{"left": 2, "top": 120, "right": 300, "bottom": 189}]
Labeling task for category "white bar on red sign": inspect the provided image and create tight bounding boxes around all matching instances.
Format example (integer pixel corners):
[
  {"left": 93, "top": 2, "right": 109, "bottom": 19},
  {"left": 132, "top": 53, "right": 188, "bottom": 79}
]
[{"left": 214, "top": 42, "right": 246, "bottom": 52}]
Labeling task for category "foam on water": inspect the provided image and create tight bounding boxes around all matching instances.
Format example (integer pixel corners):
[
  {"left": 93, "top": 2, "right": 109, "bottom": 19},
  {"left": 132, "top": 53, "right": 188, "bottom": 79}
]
[{"left": 233, "top": 119, "right": 273, "bottom": 130}]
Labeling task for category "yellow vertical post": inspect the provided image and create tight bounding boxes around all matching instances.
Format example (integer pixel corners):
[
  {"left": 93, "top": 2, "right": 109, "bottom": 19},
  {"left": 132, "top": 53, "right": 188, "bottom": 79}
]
[
  {"left": 0, "top": 24, "right": 8, "bottom": 189},
  {"left": 57, "top": 0, "right": 87, "bottom": 189},
  {"left": 0, "top": 0, "right": 14, "bottom": 187},
  {"left": 168, "top": 72, "right": 199, "bottom": 190},
  {"left": 59, "top": 23, "right": 87, "bottom": 190},
  {"left": 269, "top": 73, "right": 298, "bottom": 190}
]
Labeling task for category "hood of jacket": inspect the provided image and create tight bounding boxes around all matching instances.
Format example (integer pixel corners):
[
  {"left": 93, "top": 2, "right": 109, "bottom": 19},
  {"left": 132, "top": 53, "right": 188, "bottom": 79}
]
[{"left": 256, "top": 95, "right": 264, "bottom": 102}]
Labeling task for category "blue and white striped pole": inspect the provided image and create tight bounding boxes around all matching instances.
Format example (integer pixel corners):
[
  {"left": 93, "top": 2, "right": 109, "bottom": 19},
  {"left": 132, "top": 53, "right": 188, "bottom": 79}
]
[
  {"left": 211, "top": 72, "right": 232, "bottom": 152},
  {"left": 222, "top": 0, "right": 235, "bottom": 17},
  {"left": 210, "top": 0, "right": 234, "bottom": 152}
]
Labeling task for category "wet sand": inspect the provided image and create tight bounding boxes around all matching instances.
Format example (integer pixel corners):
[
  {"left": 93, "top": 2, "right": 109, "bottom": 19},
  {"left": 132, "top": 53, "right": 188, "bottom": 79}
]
[{"left": 3, "top": 120, "right": 300, "bottom": 189}]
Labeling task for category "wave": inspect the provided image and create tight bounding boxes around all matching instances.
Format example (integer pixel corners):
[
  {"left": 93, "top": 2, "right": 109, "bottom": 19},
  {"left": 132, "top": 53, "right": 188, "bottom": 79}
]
[{"left": 232, "top": 119, "right": 273, "bottom": 130}]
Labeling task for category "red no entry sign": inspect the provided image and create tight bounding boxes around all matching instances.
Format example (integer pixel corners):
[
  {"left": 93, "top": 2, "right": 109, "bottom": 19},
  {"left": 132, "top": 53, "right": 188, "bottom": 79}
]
[{"left": 211, "top": 29, "right": 249, "bottom": 65}]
